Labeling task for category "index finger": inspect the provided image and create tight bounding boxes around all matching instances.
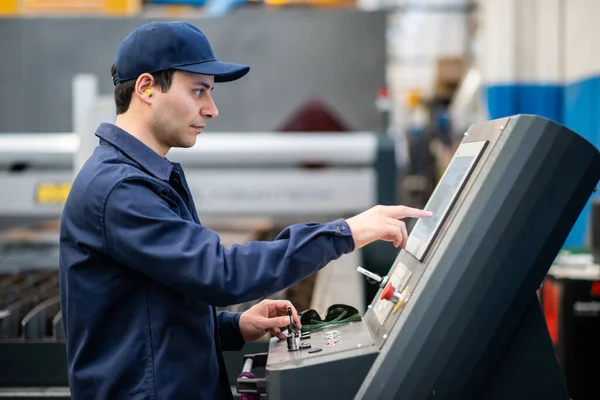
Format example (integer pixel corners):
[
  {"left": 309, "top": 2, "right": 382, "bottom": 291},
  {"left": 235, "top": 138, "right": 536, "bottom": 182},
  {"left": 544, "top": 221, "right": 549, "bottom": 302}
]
[
  {"left": 386, "top": 205, "right": 433, "bottom": 220},
  {"left": 270, "top": 300, "right": 302, "bottom": 328}
]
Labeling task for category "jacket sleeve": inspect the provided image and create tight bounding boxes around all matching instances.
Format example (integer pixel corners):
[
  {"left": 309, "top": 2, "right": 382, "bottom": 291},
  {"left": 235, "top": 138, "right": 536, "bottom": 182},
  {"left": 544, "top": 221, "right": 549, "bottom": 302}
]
[
  {"left": 103, "top": 178, "right": 355, "bottom": 307},
  {"left": 216, "top": 310, "right": 245, "bottom": 351}
]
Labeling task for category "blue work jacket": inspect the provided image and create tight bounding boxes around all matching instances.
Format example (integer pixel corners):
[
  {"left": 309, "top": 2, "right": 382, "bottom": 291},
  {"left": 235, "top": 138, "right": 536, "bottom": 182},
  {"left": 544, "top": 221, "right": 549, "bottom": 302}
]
[{"left": 58, "top": 123, "right": 355, "bottom": 399}]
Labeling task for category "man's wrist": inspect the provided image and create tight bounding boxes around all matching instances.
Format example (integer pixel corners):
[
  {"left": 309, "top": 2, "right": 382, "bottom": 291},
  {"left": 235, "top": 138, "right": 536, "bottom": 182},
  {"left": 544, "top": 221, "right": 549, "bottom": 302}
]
[
  {"left": 235, "top": 311, "right": 247, "bottom": 343},
  {"left": 330, "top": 218, "right": 355, "bottom": 253},
  {"left": 217, "top": 310, "right": 246, "bottom": 351}
]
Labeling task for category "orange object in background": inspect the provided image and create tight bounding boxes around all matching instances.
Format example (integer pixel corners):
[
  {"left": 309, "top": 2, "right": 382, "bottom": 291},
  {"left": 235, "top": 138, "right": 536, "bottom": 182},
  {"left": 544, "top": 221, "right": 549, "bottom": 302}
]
[
  {"left": 0, "top": 0, "right": 18, "bottom": 15},
  {"left": 22, "top": 0, "right": 105, "bottom": 13},
  {"left": 541, "top": 278, "right": 561, "bottom": 345},
  {"left": 264, "top": 0, "right": 354, "bottom": 7},
  {"left": 404, "top": 88, "right": 422, "bottom": 110},
  {"left": 0, "top": 0, "right": 141, "bottom": 16}
]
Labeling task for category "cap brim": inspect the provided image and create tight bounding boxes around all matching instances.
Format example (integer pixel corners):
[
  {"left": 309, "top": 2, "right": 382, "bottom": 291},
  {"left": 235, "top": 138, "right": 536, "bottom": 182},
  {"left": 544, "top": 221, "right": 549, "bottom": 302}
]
[{"left": 175, "top": 60, "right": 250, "bottom": 83}]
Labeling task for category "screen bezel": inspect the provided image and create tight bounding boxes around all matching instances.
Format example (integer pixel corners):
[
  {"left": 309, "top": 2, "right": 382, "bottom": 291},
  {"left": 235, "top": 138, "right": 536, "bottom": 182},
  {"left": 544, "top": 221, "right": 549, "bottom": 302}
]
[{"left": 404, "top": 140, "right": 488, "bottom": 262}]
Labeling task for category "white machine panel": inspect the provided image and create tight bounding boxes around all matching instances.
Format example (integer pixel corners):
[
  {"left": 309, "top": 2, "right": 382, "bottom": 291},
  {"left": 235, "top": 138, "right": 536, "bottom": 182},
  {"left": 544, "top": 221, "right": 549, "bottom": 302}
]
[
  {"left": 372, "top": 260, "right": 412, "bottom": 325},
  {"left": 185, "top": 168, "right": 375, "bottom": 217},
  {"left": 169, "top": 133, "right": 378, "bottom": 166}
]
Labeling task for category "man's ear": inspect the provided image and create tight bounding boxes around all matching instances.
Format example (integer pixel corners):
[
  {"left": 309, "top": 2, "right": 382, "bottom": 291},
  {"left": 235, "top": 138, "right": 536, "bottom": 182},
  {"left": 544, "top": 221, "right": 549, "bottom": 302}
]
[{"left": 135, "top": 74, "right": 155, "bottom": 103}]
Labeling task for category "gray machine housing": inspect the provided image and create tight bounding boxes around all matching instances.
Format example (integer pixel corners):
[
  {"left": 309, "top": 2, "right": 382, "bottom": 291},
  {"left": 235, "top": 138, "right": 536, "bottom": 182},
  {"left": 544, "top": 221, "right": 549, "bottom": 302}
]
[
  {"left": 253, "top": 114, "right": 600, "bottom": 400},
  {"left": 0, "top": 132, "right": 395, "bottom": 223}
]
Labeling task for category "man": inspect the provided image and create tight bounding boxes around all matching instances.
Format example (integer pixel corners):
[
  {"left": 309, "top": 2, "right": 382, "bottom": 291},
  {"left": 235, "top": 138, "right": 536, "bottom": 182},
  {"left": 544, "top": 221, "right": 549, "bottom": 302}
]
[{"left": 58, "top": 21, "right": 432, "bottom": 399}]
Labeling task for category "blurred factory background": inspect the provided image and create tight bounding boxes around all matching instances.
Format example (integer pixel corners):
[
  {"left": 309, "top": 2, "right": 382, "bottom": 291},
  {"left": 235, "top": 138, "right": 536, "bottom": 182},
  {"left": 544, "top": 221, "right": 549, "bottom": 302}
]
[{"left": 0, "top": 0, "right": 598, "bottom": 399}]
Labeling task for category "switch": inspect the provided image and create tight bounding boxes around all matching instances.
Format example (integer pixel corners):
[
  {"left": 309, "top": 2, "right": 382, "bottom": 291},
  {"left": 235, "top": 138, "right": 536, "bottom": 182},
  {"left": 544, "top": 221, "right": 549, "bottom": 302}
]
[
  {"left": 380, "top": 282, "right": 403, "bottom": 303},
  {"left": 286, "top": 307, "right": 300, "bottom": 352},
  {"left": 357, "top": 266, "right": 389, "bottom": 288},
  {"left": 381, "top": 282, "right": 410, "bottom": 314}
]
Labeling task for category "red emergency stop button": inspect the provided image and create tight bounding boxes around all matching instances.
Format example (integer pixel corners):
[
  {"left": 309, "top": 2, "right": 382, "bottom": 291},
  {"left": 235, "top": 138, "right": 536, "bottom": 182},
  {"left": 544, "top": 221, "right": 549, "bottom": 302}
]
[{"left": 381, "top": 282, "right": 396, "bottom": 301}]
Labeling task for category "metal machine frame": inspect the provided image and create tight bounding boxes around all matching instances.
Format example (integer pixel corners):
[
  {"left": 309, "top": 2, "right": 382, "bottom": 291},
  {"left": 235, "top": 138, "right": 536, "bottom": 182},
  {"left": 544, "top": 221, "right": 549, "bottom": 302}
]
[{"left": 244, "top": 115, "right": 600, "bottom": 400}]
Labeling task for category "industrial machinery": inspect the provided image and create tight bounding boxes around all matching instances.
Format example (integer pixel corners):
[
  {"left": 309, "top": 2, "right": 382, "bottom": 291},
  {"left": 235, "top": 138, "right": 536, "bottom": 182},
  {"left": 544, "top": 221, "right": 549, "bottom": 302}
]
[
  {"left": 236, "top": 114, "right": 600, "bottom": 399},
  {"left": 0, "top": 131, "right": 395, "bottom": 225}
]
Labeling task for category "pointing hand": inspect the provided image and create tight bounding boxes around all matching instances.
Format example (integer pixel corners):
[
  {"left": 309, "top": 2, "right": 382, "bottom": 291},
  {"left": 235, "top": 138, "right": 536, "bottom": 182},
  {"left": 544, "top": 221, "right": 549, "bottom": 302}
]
[{"left": 345, "top": 205, "right": 432, "bottom": 249}]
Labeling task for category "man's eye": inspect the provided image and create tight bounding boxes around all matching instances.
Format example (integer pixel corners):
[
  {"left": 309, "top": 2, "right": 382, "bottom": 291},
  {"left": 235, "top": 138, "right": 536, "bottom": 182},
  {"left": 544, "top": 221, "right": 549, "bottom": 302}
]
[{"left": 194, "top": 89, "right": 204, "bottom": 96}]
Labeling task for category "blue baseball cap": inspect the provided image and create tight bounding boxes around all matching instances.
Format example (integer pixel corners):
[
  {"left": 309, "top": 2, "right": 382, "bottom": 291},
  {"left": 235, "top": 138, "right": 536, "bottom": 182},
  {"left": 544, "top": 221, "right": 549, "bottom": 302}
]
[{"left": 113, "top": 21, "right": 250, "bottom": 85}]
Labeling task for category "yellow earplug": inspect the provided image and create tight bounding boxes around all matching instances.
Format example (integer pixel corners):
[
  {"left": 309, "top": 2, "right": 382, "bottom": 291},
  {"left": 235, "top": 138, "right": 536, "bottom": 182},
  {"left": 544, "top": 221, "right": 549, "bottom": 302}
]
[{"left": 144, "top": 89, "right": 152, "bottom": 96}]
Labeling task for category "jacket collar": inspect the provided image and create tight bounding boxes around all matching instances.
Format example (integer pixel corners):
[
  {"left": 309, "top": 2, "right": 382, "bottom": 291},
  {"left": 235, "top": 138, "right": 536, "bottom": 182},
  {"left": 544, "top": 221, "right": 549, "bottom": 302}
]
[{"left": 95, "top": 122, "right": 173, "bottom": 181}]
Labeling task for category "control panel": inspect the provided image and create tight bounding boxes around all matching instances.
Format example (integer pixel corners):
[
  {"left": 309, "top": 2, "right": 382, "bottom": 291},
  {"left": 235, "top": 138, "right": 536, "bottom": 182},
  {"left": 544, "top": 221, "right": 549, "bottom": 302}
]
[{"left": 238, "top": 115, "right": 600, "bottom": 400}]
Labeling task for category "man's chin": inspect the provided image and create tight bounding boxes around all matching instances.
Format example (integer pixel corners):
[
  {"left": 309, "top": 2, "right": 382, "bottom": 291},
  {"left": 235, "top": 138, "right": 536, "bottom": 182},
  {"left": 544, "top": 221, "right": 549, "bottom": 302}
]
[{"left": 173, "top": 138, "right": 197, "bottom": 149}]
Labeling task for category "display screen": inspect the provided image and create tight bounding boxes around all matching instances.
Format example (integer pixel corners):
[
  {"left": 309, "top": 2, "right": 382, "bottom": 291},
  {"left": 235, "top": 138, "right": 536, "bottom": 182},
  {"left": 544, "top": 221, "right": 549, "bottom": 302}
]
[{"left": 405, "top": 140, "right": 487, "bottom": 261}]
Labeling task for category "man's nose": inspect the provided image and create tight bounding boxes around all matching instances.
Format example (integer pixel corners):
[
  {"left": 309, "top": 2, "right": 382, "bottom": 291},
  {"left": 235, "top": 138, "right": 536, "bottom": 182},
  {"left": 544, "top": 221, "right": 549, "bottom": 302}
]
[{"left": 201, "top": 95, "right": 219, "bottom": 119}]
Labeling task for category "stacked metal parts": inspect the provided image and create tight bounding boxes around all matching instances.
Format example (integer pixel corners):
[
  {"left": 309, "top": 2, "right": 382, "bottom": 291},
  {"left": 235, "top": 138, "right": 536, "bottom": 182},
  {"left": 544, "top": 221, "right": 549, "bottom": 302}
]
[{"left": 0, "top": 269, "right": 61, "bottom": 341}]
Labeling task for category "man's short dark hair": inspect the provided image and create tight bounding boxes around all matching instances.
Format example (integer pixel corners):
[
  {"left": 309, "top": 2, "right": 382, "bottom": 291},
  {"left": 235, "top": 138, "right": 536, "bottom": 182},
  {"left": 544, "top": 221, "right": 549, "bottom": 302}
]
[{"left": 110, "top": 63, "right": 176, "bottom": 114}]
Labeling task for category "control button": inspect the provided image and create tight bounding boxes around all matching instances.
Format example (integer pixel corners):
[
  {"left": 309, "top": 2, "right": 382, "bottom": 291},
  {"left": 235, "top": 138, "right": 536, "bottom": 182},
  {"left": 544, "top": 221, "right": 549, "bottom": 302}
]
[
  {"left": 381, "top": 282, "right": 405, "bottom": 305},
  {"left": 381, "top": 282, "right": 396, "bottom": 301}
]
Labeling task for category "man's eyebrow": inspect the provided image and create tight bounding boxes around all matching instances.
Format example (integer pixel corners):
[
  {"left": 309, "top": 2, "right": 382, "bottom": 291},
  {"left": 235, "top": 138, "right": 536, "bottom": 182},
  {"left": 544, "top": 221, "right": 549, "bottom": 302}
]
[{"left": 195, "top": 81, "right": 214, "bottom": 90}]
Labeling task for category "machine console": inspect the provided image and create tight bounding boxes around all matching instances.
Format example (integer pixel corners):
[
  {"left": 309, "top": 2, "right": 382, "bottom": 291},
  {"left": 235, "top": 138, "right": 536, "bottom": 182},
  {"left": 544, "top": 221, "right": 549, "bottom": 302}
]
[
  {"left": 239, "top": 114, "right": 600, "bottom": 400},
  {"left": 367, "top": 139, "right": 487, "bottom": 345}
]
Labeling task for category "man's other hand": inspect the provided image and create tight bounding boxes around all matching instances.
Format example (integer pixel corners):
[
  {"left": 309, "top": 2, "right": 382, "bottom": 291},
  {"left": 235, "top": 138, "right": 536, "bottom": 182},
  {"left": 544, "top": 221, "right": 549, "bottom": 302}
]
[
  {"left": 345, "top": 205, "right": 433, "bottom": 249},
  {"left": 239, "top": 299, "right": 301, "bottom": 342}
]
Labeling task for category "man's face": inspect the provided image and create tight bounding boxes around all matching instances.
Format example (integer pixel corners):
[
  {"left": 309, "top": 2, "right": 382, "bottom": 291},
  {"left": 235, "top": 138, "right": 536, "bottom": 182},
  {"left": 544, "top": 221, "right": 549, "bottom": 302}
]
[{"left": 150, "top": 71, "right": 218, "bottom": 150}]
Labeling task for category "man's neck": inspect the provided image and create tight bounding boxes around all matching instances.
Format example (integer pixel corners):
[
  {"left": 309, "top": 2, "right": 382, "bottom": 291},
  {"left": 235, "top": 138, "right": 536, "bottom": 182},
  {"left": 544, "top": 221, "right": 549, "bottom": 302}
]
[{"left": 114, "top": 114, "right": 169, "bottom": 157}]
